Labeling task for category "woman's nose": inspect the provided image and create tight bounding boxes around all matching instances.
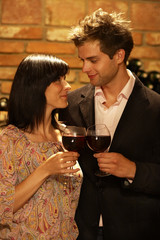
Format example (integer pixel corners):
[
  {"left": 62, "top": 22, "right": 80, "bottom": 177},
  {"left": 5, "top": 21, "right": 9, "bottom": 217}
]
[{"left": 64, "top": 81, "right": 71, "bottom": 91}]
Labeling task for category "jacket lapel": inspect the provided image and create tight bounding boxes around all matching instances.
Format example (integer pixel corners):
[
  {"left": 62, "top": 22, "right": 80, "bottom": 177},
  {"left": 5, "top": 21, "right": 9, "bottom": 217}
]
[
  {"left": 110, "top": 78, "right": 149, "bottom": 152},
  {"left": 78, "top": 84, "right": 95, "bottom": 128}
]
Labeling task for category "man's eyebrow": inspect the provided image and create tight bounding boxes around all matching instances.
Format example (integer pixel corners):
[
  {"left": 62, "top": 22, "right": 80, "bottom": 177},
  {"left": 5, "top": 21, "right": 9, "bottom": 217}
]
[{"left": 78, "top": 56, "right": 98, "bottom": 60}]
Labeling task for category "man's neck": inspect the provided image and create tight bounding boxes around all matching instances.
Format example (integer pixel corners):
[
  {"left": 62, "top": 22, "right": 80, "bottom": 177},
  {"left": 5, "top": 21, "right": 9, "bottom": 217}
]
[{"left": 101, "top": 68, "right": 130, "bottom": 107}]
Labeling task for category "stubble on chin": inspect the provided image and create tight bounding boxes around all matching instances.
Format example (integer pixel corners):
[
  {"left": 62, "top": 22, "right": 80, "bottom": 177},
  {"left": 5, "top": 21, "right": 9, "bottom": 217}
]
[{"left": 90, "top": 80, "right": 102, "bottom": 87}]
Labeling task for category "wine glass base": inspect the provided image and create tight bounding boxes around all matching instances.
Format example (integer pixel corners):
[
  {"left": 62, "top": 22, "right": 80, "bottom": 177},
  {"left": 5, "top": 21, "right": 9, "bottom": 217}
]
[{"left": 95, "top": 170, "right": 111, "bottom": 177}]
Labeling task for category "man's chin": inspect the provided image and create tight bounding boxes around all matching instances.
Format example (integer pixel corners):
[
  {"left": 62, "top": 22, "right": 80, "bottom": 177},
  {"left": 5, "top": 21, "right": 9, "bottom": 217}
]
[{"left": 90, "top": 80, "right": 101, "bottom": 87}]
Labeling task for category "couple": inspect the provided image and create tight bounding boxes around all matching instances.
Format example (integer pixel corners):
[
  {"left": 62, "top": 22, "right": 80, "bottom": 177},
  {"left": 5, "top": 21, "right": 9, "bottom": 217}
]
[{"left": 1, "top": 8, "right": 160, "bottom": 240}]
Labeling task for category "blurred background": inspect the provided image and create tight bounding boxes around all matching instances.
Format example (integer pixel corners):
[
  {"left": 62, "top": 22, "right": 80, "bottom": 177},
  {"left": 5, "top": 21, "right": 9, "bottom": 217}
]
[{"left": 0, "top": 0, "right": 160, "bottom": 104}]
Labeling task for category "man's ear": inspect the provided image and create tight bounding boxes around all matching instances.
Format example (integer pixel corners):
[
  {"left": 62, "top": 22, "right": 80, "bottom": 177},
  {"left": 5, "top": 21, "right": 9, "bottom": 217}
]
[{"left": 115, "top": 49, "right": 125, "bottom": 63}]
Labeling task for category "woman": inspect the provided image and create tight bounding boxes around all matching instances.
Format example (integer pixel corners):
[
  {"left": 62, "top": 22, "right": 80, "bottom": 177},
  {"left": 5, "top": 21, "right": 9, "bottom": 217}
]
[{"left": 0, "top": 54, "right": 83, "bottom": 239}]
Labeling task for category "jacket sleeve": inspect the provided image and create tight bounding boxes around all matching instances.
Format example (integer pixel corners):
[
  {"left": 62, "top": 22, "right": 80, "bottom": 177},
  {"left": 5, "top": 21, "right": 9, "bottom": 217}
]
[{"left": 122, "top": 136, "right": 160, "bottom": 196}]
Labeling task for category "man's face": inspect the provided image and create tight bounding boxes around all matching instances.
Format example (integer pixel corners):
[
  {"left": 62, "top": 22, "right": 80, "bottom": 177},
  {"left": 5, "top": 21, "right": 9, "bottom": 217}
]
[{"left": 78, "top": 40, "right": 119, "bottom": 87}]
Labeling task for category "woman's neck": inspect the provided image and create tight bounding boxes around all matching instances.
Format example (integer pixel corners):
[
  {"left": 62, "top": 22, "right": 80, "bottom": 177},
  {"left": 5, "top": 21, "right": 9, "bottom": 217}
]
[{"left": 25, "top": 121, "right": 61, "bottom": 143}]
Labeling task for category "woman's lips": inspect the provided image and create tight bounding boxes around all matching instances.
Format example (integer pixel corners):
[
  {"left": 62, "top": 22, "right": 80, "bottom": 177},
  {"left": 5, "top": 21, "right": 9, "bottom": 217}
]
[{"left": 60, "top": 94, "right": 67, "bottom": 99}]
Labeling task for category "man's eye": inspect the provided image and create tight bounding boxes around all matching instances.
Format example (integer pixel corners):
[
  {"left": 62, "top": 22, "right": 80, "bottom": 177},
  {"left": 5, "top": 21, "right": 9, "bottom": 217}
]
[{"left": 91, "top": 60, "right": 97, "bottom": 63}]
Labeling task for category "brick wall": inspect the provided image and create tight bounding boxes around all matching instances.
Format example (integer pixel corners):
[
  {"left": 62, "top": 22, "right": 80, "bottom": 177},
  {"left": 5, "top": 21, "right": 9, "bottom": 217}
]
[{"left": 0, "top": 0, "right": 160, "bottom": 98}]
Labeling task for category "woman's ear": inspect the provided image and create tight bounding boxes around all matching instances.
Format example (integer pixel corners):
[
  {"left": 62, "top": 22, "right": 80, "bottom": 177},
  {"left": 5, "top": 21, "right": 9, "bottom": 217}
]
[{"left": 115, "top": 49, "right": 125, "bottom": 64}]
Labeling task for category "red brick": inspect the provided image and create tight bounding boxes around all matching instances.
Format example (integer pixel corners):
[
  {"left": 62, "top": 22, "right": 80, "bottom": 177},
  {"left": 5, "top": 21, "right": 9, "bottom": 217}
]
[
  {"left": 45, "top": 0, "right": 85, "bottom": 26},
  {"left": 46, "top": 28, "right": 70, "bottom": 42},
  {"left": 143, "top": 60, "right": 160, "bottom": 72},
  {"left": 131, "top": 3, "right": 160, "bottom": 30},
  {"left": 0, "top": 67, "right": 17, "bottom": 79},
  {"left": 0, "top": 42, "right": 24, "bottom": 53},
  {"left": 0, "top": 26, "right": 42, "bottom": 39},
  {"left": 67, "top": 70, "right": 77, "bottom": 83},
  {"left": 132, "top": 32, "right": 143, "bottom": 46},
  {"left": 131, "top": 46, "right": 160, "bottom": 59},
  {"left": 1, "top": 0, "right": 42, "bottom": 24},
  {"left": 26, "top": 42, "right": 76, "bottom": 54},
  {"left": 1, "top": 81, "right": 12, "bottom": 94},
  {"left": 0, "top": 54, "right": 27, "bottom": 66},
  {"left": 145, "top": 33, "right": 160, "bottom": 45},
  {"left": 60, "top": 56, "right": 82, "bottom": 68},
  {"left": 88, "top": 0, "right": 128, "bottom": 16}
]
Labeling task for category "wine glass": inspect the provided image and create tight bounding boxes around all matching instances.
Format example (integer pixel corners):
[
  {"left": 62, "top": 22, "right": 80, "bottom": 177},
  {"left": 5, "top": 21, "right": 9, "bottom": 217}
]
[
  {"left": 62, "top": 126, "right": 86, "bottom": 191},
  {"left": 86, "top": 124, "right": 111, "bottom": 177}
]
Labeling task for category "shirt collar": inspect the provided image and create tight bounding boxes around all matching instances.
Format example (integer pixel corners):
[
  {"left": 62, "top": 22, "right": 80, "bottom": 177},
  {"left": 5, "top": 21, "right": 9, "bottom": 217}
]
[{"left": 95, "top": 69, "right": 135, "bottom": 102}]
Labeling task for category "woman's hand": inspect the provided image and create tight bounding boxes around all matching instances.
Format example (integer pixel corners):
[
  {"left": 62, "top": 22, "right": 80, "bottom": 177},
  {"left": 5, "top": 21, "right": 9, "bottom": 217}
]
[{"left": 43, "top": 151, "right": 80, "bottom": 176}]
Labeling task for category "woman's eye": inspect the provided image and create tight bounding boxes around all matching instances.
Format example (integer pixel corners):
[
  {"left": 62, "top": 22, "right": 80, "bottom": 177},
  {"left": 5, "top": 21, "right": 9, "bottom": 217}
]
[
  {"left": 54, "top": 79, "right": 61, "bottom": 84},
  {"left": 57, "top": 79, "right": 61, "bottom": 82}
]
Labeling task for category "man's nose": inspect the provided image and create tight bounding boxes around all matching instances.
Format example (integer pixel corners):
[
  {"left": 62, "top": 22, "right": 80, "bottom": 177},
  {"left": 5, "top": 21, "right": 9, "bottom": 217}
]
[{"left": 82, "top": 61, "right": 91, "bottom": 73}]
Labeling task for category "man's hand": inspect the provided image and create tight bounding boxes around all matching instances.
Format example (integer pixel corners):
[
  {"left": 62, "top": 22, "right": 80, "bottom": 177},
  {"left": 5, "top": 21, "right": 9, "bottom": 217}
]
[{"left": 94, "top": 152, "right": 136, "bottom": 179}]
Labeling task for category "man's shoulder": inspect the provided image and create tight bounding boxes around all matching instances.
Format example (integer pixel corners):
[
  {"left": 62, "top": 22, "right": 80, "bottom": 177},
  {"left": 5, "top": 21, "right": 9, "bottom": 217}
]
[
  {"left": 142, "top": 83, "right": 160, "bottom": 103},
  {"left": 135, "top": 77, "right": 160, "bottom": 104}
]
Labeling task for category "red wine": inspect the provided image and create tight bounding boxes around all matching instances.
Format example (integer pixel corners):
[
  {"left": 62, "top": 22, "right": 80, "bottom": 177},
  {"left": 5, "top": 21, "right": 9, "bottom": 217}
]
[
  {"left": 86, "top": 135, "right": 111, "bottom": 152},
  {"left": 62, "top": 136, "right": 85, "bottom": 151}
]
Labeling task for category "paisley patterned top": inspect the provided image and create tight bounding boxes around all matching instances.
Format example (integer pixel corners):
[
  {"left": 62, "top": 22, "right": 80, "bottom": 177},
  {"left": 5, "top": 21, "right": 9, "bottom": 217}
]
[{"left": 0, "top": 125, "right": 83, "bottom": 240}]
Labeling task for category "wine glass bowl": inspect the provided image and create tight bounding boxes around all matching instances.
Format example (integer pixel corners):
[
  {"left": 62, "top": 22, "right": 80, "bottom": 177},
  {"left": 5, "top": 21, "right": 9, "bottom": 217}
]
[
  {"left": 86, "top": 124, "right": 111, "bottom": 177},
  {"left": 62, "top": 126, "right": 86, "bottom": 152}
]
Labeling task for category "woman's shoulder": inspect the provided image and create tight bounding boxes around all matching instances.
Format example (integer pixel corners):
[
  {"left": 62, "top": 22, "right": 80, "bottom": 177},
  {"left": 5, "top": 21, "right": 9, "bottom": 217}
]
[{"left": 0, "top": 124, "right": 24, "bottom": 140}]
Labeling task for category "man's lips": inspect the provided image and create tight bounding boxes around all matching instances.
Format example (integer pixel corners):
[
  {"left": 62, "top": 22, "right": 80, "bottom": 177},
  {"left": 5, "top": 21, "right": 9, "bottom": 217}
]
[{"left": 88, "top": 74, "right": 97, "bottom": 79}]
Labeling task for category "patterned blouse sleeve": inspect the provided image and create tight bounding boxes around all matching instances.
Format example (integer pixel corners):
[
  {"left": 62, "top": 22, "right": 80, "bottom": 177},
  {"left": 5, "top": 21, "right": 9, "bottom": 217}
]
[{"left": 0, "top": 130, "right": 16, "bottom": 231}]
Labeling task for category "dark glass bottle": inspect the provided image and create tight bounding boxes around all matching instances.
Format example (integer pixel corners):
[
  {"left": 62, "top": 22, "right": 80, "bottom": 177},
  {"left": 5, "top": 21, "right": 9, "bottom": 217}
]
[
  {"left": 137, "top": 70, "right": 154, "bottom": 90},
  {"left": 127, "top": 58, "right": 142, "bottom": 74},
  {"left": 137, "top": 69, "right": 148, "bottom": 84},
  {"left": 147, "top": 71, "right": 160, "bottom": 94}
]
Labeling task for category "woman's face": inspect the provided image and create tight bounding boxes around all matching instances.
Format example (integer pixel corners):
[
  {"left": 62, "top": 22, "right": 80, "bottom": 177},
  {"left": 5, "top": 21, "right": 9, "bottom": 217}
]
[{"left": 45, "top": 76, "right": 71, "bottom": 110}]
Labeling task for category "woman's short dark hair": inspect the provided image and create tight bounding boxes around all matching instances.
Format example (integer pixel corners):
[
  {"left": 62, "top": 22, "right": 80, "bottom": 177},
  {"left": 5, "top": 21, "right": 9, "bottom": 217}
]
[
  {"left": 8, "top": 54, "right": 69, "bottom": 131},
  {"left": 69, "top": 8, "right": 134, "bottom": 63}
]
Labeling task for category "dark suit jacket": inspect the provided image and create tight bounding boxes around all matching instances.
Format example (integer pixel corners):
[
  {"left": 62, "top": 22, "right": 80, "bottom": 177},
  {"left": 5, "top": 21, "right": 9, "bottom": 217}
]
[{"left": 59, "top": 78, "right": 160, "bottom": 240}]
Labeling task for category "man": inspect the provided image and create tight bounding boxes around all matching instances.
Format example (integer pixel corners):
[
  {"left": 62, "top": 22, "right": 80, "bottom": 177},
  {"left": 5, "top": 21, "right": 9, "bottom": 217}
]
[{"left": 59, "top": 9, "right": 160, "bottom": 240}]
